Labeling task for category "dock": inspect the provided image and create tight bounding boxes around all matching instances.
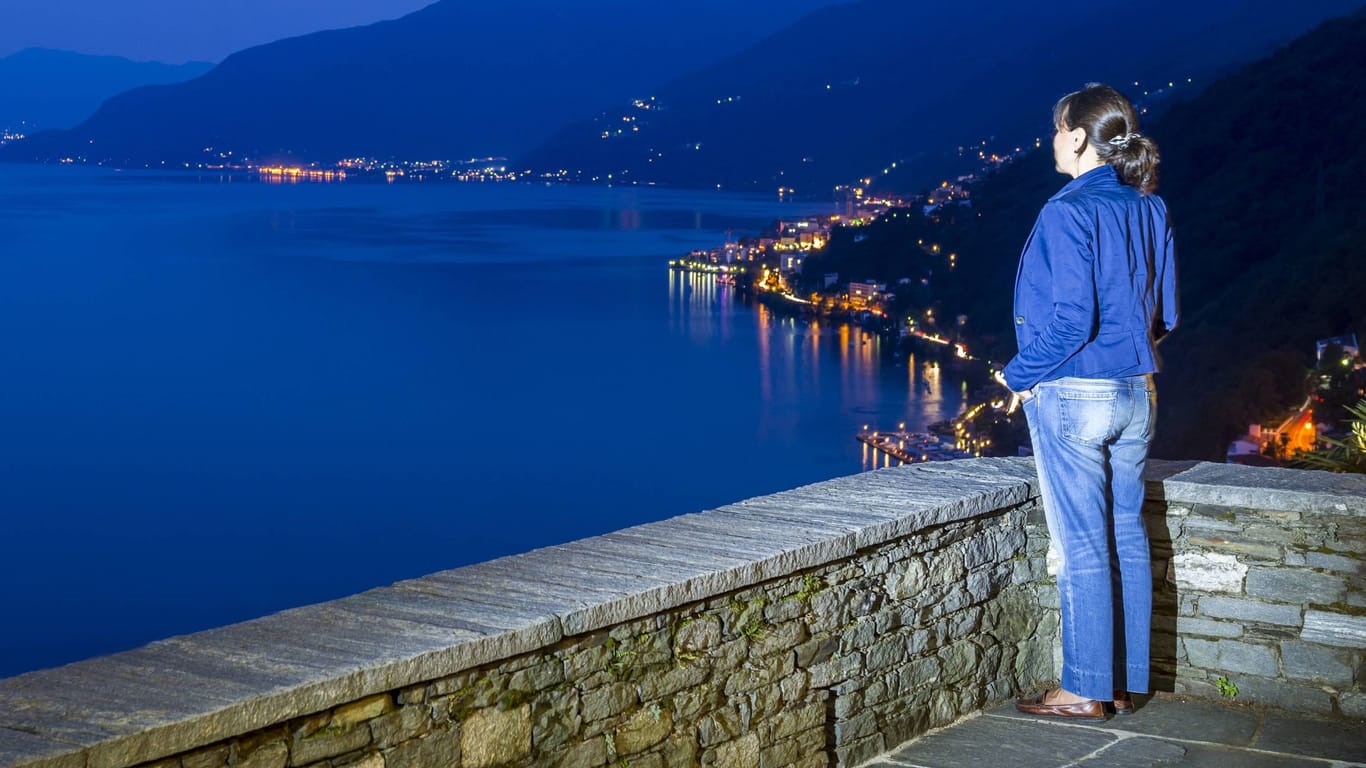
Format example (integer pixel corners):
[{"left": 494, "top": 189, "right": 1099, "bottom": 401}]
[{"left": 857, "top": 428, "right": 975, "bottom": 466}]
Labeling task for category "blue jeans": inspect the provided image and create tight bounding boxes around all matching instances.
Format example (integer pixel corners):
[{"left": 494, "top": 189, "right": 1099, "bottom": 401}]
[{"left": 1023, "top": 374, "right": 1155, "bottom": 700}]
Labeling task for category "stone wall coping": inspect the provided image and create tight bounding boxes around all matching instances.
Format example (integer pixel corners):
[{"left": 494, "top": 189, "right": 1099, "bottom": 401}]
[
  {"left": 1, "top": 459, "right": 1361, "bottom": 768},
  {"left": 1146, "top": 460, "right": 1366, "bottom": 515}
]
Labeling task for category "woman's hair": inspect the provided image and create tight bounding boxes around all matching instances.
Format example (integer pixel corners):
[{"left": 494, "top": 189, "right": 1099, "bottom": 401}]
[{"left": 1053, "top": 83, "right": 1160, "bottom": 194}]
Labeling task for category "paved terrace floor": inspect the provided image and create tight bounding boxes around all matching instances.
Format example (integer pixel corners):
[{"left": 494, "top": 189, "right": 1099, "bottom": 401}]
[{"left": 862, "top": 694, "right": 1366, "bottom": 768}]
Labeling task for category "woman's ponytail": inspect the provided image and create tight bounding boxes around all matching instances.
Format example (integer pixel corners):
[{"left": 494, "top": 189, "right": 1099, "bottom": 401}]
[{"left": 1054, "top": 84, "right": 1161, "bottom": 194}]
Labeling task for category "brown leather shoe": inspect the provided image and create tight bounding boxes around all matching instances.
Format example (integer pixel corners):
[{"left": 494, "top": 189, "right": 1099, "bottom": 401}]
[
  {"left": 1015, "top": 690, "right": 1108, "bottom": 721},
  {"left": 1111, "top": 691, "right": 1134, "bottom": 716}
]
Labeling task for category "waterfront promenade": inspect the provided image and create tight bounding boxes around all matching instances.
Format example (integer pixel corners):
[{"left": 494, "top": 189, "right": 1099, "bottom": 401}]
[{"left": 866, "top": 694, "right": 1366, "bottom": 767}]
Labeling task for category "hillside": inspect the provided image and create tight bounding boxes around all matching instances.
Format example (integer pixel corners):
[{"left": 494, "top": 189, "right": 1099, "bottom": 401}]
[
  {"left": 520, "top": 0, "right": 1364, "bottom": 194},
  {"left": 0, "top": 0, "right": 837, "bottom": 166},
  {"left": 801, "top": 8, "right": 1366, "bottom": 461},
  {"left": 1148, "top": 9, "right": 1366, "bottom": 459},
  {"left": 0, "top": 49, "right": 212, "bottom": 132}
]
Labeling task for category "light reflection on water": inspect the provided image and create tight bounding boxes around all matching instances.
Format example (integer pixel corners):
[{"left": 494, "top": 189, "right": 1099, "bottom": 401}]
[{"left": 2, "top": 167, "right": 969, "bottom": 677}]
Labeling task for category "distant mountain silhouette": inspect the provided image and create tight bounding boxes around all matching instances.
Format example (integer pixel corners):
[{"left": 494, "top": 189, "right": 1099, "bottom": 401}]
[
  {"left": 0, "top": 0, "right": 839, "bottom": 166},
  {"left": 521, "top": 0, "right": 1366, "bottom": 193},
  {"left": 0, "top": 49, "right": 212, "bottom": 132}
]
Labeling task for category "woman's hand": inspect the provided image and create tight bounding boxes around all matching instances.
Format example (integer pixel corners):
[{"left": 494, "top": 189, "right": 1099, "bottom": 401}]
[{"left": 993, "top": 371, "right": 1031, "bottom": 413}]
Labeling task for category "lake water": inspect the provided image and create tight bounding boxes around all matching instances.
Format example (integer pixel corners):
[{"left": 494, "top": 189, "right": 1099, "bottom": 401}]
[{"left": 0, "top": 165, "right": 968, "bottom": 676}]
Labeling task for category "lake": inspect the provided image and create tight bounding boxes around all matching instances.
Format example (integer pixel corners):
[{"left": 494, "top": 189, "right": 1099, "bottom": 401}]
[{"left": 0, "top": 165, "right": 968, "bottom": 676}]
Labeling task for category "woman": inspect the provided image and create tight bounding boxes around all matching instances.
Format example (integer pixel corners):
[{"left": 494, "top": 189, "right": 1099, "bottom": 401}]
[{"left": 1003, "top": 83, "right": 1178, "bottom": 720}]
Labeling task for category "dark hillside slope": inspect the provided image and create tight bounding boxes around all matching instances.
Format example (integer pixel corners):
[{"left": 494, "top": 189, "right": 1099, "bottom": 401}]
[
  {"left": 1151, "top": 9, "right": 1366, "bottom": 458},
  {"left": 521, "top": 0, "right": 1364, "bottom": 193}
]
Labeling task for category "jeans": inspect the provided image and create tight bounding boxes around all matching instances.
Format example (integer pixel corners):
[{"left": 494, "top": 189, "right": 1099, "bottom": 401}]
[{"left": 1022, "top": 374, "right": 1155, "bottom": 700}]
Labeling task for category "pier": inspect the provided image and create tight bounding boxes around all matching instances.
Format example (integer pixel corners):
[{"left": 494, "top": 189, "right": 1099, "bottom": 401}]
[{"left": 857, "top": 424, "right": 974, "bottom": 468}]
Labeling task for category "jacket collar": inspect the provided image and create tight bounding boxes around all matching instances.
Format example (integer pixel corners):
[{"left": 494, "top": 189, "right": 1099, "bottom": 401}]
[{"left": 1048, "top": 164, "right": 1117, "bottom": 201}]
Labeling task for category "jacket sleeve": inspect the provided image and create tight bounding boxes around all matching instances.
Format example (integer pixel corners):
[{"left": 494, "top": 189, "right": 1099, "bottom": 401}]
[
  {"left": 1154, "top": 213, "right": 1178, "bottom": 341},
  {"left": 1002, "top": 201, "right": 1096, "bottom": 391}
]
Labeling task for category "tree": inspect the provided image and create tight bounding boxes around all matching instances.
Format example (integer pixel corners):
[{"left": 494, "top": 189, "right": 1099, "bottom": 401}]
[{"left": 1294, "top": 397, "right": 1366, "bottom": 474}]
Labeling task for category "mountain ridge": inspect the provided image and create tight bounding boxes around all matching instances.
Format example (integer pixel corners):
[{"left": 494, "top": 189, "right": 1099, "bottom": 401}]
[
  {"left": 0, "top": 48, "right": 213, "bottom": 132},
  {"left": 0, "top": 0, "right": 840, "bottom": 165},
  {"left": 521, "top": 0, "right": 1366, "bottom": 193}
]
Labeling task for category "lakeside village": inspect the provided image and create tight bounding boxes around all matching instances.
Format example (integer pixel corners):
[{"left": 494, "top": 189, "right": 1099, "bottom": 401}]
[
  {"left": 668, "top": 199, "right": 1366, "bottom": 471},
  {"left": 666, "top": 180, "right": 1019, "bottom": 468}
]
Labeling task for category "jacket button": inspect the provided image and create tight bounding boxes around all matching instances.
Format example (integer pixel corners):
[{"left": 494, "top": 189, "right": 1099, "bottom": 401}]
[{"left": 1015, "top": 316, "right": 1025, "bottom": 325}]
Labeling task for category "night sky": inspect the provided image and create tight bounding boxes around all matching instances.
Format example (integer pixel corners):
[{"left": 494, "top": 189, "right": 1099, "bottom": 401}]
[{"left": 0, "top": 0, "right": 845, "bottom": 64}]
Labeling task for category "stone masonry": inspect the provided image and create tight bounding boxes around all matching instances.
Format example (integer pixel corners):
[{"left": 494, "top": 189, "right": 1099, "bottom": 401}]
[
  {"left": 0, "top": 460, "right": 1361, "bottom": 768},
  {"left": 1144, "top": 463, "right": 1366, "bottom": 717}
]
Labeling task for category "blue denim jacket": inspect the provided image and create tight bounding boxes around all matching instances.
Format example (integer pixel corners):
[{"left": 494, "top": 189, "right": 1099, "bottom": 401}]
[{"left": 1002, "top": 165, "right": 1178, "bottom": 392}]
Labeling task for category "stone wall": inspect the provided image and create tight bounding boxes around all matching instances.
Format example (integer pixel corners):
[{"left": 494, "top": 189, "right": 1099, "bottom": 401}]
[
  {"left": 1, "top": 460, "right": 1361, "bottom": 768},
  {"left": 0, "top": 459, "right": 1054, "bottom": 768},
  {"left": 1145, "top": 463, "right": 1366, "bottom": 717}
]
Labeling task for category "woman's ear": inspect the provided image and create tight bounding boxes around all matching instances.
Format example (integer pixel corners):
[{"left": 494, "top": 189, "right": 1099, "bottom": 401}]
[{"left": 1069, "top": 126, "right": 1086, "bottom": 154}]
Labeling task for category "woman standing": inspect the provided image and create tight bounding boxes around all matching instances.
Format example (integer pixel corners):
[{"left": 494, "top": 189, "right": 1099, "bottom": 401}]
[{"left": 1003, "top": 83, "right": 1178, "bottom": 720}]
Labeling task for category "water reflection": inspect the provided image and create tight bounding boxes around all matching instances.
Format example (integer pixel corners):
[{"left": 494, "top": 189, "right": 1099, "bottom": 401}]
[{"left": 666, "top": 271, "right": 967, "bottom": 464}]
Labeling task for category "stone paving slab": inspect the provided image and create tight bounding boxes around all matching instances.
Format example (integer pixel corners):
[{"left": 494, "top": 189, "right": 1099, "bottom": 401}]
[
  {"left": 1256, "top": 710, "right": 1366, "bottom": 762},
  {"left": 992, "top": 695, "right": 1261, "bottom": 747},
  {"left": 860, "top": 712, "right": 1119, "bottom": 767},
  {"left": 869, "top": 696, "right": 1366, "bottom": 768}
]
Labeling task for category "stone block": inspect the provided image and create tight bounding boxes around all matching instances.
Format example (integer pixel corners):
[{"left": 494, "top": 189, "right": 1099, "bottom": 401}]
[
  {"left": 1304, "top": 551, "right": 1363, "bottom": 574},
  {"left": 1182, "top": 638, "right": 1219, "bottom": 670},
  {"left": 1302, "top": 611, "right": 1366, "bottom": 649},
  {"left": 1216, "top": 641, "right": 1279, "bottom": 677},
  {"left": 795, "top": 636, "right": 839, "bottom": 669},
  {"left": 553, "top": 737, "right": 606, "bottom": 768},
  {"left": 182, "top": 746, "right": 229, "bottom": 768},
  {"left": 834, "top": 734, "right": 886, "bottom": 768},
  {"left": 939, "top": 642, "right": 981, "bottom": 686},
  {"left": 333, "top": 695, "right": 395, "bottom": 728},
  {"left": 713, "top": 732, "right": 759, "bottom": 768},
  {"left": 581, "top": 683, "right": 637, "bottom": 721},
  {"left": 752, "top": 619, "right": 809, "bottom": 658},
  {"left": 238, "top": 741, "right": 288, "bottom": 768},
  {"left": 334, "top": 753, "right": 383, "bottom": 768},
  {"left": 290, "top": 722, "right": 371, "bottom": 766},
  {"left": 637, "top": 660, "right": 708, "bottom": 702},
  {"left": 1169, "top": 552, "right": 1246, "bottom": 593},
  {"left": 1280, "top": 641, "right": 1354, "bottom": 685},
  {"left": 726, "top": 652, "right": 795, "bottom": 696},
  {"left": 696, "top": 705, "right": 745, "bottom": 748},
  {"left": 809, "top": 651, "right": 863, "bottom": 688},
  {"left": 1245, "top": 568, "right": 1347, "bottom": 604},
  {"left": 767, "top": 700, "right": 824, "bottom": 744},
  {"left": 509, "top": 659, "right": 565, "bottom": 692},
  {"left": 759, "top": 737, "right": 800, "bottom": 768},
  {"left": 1340, "top": 692, "right": 1366, "bottom": 719},
  {"left": 460, "top": 705, "right": 531, "bottom": 768},
  {"left": 1198, "top": 596, "right": 1302, "bottom": 627},
  {"left": 369, "top": 705, "right": 431, "bottom": 750},
  {"left": 660, "top": 734, "right": 697, "bottom": 768},
  {"left": 1174, "top": 617, "right": 1244, "bottom": 639},
  {"left": 1231, "top": 677, "right": 1334, "bottom": 714},
  {"left": 673, "top": 616, "right": 722, "bottom": 654},
  {"left": 613, "top": 705, "right": 672, "bottom": 756}
]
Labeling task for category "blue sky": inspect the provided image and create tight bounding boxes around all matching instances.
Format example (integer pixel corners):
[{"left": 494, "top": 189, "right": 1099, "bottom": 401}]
[{"left": 0, "top": 0, "right": 845, "bottom": 64}]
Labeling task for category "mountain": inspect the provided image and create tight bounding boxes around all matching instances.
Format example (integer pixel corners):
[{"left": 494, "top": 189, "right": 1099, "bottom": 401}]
[
  {"left": 0, "top": 49, "right": 212, "bottom": 132},
  {"left": 798, "top": 8, "right": 1366, "bottom": 461},
  {"left": 520, "top": 0, "right": 1366, "bottom": 193},
  {"left": 0, "top": 0, "right": 839, "bottom": 166}
]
